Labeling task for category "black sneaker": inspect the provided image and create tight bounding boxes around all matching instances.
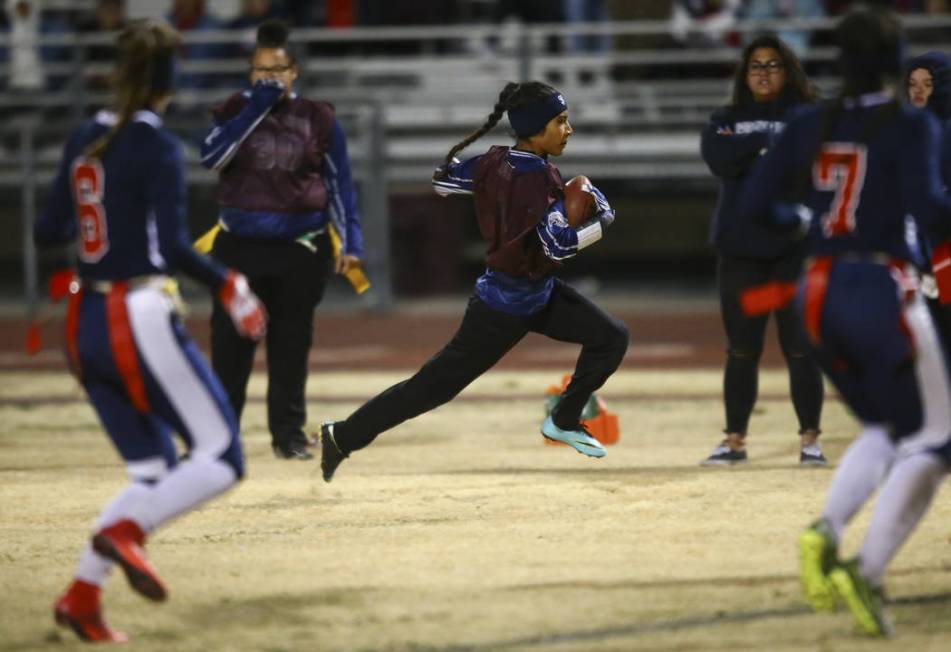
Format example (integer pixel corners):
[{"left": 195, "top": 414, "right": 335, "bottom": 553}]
[
  {"left": 800, "top": 443, "right": 828, "bottom": 466},
  {"left": 320, "top": 422, "right": 348, "bottom": 482},
  {"left": 272, "top": 441, "right": 314, "bottom": 460},
  {"left": 700, "top": 440, "right": 748, "bottom": 466}
]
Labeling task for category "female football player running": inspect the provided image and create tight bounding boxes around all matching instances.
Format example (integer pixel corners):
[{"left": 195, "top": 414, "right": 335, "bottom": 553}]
[{"left": 319, "top": 81, "right": 627, "bottom": 481}]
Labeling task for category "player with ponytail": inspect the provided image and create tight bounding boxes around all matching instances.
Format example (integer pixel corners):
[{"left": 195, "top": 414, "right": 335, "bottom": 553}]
[
  {"left": 319, "top": 80, "right": 628, "bottom": 482},
  {"left": 35, "top": 19, "right": 265, "bottom": 642}
]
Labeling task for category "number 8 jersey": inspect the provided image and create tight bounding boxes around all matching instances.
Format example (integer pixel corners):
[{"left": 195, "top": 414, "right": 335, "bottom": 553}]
[
  {"left": 740, "top": 92, "right": 951, "bottom": 262},
  {"left": 35, "top": 109, "right": 227, "bottom": 290}
]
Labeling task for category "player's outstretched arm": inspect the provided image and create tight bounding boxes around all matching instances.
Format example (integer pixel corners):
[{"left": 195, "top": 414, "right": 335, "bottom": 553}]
[{"left": 432, "top": 156, "right": 479, "bottom": 196}]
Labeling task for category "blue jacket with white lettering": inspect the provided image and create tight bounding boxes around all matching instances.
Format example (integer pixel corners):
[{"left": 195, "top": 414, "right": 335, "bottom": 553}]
[{"left": 701, "top": 101, "right": 804, "bottom": 258}]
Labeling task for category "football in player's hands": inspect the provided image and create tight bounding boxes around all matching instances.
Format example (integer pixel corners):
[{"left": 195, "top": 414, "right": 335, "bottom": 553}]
[{"left": 564, "top": 176, "right": 596, "bottom": 227}]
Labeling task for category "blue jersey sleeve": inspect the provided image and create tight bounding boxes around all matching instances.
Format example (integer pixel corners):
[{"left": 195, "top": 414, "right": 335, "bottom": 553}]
[
  {"left": 151, "top": 137, "right": 228, "bottom": 290},
  {"left": 433, "top": 155, "right": 480, "bottom": 196},
  {"left": 199, "top": 82, "right": 282, "bottom": 171},
  {"left": 536, "top": 199, "right": 579, "bottom": 260},
  {"left": 35, "top": 133, "right": 81, "bottom": 247},
  {"left": 700, "top": 108, "right": 770, "bottom": 178},
  {"left": 324, "top": 118, "right": 363, "bottom": 257}
]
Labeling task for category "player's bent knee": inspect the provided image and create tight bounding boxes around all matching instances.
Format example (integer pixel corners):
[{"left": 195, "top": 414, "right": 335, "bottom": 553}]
[{"left": 613, "top": 320, "right": 630, "bottom": 353}]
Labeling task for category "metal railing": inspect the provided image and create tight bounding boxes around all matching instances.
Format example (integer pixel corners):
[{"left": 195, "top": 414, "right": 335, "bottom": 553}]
[{"left": 5, "top": 13, "right": 950, "bottom": 310}]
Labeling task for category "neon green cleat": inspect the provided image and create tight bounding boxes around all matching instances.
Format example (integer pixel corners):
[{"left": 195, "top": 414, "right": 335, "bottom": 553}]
[
  {"left": 798, "top": 518, "right": 838, "bottom": 612},
  {"left": 829, "top": 559, "right": 891, "bottom": 637}
]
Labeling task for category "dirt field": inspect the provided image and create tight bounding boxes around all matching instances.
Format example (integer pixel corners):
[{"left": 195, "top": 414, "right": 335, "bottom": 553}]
[{"left": 2, "top": 368, "right": 950, "bottom": 652}]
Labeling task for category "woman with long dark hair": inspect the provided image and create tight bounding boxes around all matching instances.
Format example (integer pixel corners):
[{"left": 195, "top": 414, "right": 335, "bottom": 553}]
[
  {"left": 741, "top": 7, "right": 951, "bottom": 635},
  {"left": 318, "top": 81, "right": 628, "bottom": 482},
  {"left": 699, "top": 34, "right": 825, "bottom": 466},
  {"left": 36, "top": 19, "right": 265, "bottom": 642}
]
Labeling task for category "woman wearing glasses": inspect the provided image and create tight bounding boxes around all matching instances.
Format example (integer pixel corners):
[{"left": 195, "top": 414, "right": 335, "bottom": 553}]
[
  {"left": 699, "top": 35, "right": 824, "bottom": 466},
  {"left": 200, "top": 20, "right": 363, "bottom": 460}
]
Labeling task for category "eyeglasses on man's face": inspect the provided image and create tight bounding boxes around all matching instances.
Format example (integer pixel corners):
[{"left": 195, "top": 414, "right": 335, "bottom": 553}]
[{"left": 748, "top": 60, "right": 784, "bottom": 75}]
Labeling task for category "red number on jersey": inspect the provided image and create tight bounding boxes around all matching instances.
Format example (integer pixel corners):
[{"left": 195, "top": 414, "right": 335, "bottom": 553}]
[
  {"left": 812, "top": 143, "right": 868, "bottom": 237},
  {"left": 70, "top": 158, "right": 110, "bottom": 262}
]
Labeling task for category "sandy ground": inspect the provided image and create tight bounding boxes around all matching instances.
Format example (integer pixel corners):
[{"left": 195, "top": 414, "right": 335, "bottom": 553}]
[{"left": 1, "top": 369, "right": 950, "bottom": 651}]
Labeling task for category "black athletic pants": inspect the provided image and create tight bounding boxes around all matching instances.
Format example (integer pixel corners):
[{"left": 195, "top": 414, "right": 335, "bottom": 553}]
[
  {"left": 718, "top": 254, "right": 823, "bottom": 435},
  {"left": 211, "top": 230, "right": 332, "bottom": 449},
  {"left": 333, "top": 279, "right": 629, "bottom": 454}
]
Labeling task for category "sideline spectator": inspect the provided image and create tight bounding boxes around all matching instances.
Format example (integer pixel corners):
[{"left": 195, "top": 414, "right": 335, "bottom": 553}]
[{"left": 699, "top": 34, "right": 825, "bottom": 466}]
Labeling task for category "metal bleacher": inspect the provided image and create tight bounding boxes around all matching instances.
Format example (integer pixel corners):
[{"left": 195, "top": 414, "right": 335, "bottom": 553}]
[{"left": 3, "top": 13, "right": 950, "bottom": 307}]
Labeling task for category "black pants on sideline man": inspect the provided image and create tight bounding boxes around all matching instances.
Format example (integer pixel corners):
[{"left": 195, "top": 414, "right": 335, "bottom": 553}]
[
  {"left": 718, "top": 254, "right": 823, "bottom": 435},
  {"left": 211, "top": 230, "right": 332, "bottom": 449},
  {"left": 333, "top": 279, "right": 629, "bottom": 454}
]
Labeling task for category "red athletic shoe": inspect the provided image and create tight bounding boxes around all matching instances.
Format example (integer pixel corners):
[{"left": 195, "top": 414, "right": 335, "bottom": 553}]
[
  {"left": 54, "top": 579, "right": 128, "bottom": 643},
  {"left": 92, "top": 519, "right": 168, "bottom": 602}
]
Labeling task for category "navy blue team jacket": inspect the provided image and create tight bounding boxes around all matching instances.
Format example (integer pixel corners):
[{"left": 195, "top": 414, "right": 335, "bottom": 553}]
[{"left": 701, "top": 100, "right": 803, "bottom": 259}]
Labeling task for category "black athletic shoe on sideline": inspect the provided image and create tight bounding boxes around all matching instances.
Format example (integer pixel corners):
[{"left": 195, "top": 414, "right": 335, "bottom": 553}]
[
  {"left": 700, "top": 440, "right": 748, "bottom": 466},
  {"left": 320, "top": 422, "right": 348, "bottom": 482},
  {"left": 273, "top": 441, "right": 314, "bottom": 460},
  {"left": 799, "top": 443, "right": 828, "bottom": 466}
]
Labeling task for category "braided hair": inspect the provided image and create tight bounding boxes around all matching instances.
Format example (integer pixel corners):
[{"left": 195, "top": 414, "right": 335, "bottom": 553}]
[
  {"left": 85, "top": 19, "right": 180, "bottom": 159},
  {"left": 442, "top": 81, "right": 560, "bottom": 168}
]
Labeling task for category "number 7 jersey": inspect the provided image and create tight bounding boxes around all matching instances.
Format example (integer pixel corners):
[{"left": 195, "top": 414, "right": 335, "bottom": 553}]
[
  {"left": 739, "top": 92, "right": 951, "bottom": 265},
  {"left": 35, "top": 110, "right": 226, "bottom": 290}
]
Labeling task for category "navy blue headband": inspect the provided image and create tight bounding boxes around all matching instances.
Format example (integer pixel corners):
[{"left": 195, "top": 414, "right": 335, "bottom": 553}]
[{"left": 507, "top": 92, "right": 568, "bottom": 138}]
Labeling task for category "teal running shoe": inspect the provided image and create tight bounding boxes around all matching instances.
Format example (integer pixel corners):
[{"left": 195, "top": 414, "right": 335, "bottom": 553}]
[{"left": 541, "top": 416, "right": 606, "bottom": 458}]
